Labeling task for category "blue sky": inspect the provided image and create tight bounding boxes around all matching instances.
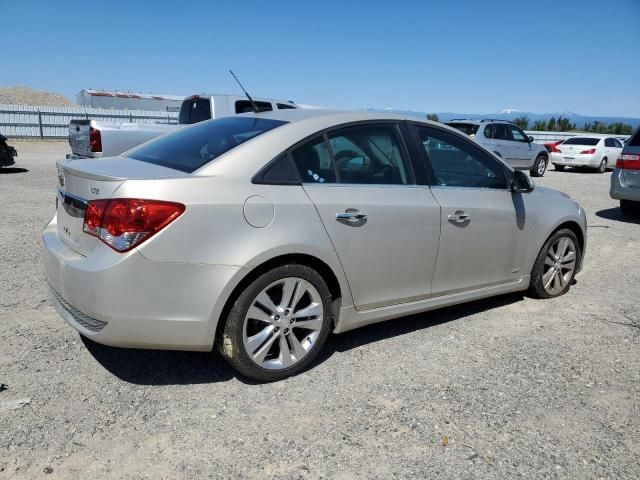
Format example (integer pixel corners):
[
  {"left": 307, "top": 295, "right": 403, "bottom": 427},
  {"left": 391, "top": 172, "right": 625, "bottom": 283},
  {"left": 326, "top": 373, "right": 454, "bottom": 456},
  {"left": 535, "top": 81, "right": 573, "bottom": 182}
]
[{"left": 1, "top": 0, "right": 639, "bottom": 116}]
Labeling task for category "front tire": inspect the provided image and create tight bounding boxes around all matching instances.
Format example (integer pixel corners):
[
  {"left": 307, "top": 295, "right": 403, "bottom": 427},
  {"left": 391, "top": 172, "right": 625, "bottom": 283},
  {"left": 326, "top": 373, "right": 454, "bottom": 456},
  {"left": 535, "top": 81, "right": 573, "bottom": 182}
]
[
  {"left": 620, "top": 200, "right": 639, "bottom": 215},
  {"left": 529, "top": 229, "right": 581, "bottom": 299},
  {"left": 218, "top": 264, "right": 332, "bottom": 382},
  {"left": 530, "top": 155, "right": 548, "bottom": 177},
  {"left": 554, "top": 164, "right": 565, "bottom": 171}
]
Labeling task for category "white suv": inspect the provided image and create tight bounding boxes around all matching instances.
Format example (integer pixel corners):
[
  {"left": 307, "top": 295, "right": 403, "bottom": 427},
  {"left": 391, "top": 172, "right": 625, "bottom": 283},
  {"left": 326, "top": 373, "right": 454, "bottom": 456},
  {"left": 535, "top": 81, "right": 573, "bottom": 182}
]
[{"left": 446, "top": 119, "right": 549, "bottom": 177}]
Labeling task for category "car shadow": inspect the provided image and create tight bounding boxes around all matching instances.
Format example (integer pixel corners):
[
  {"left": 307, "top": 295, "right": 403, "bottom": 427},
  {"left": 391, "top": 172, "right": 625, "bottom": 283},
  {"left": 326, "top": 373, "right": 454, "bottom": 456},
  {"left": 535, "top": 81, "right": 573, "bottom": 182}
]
[
  {"left": 0, "top": 167, "right": 29, "bottom": 174},
  {"left": 82, "top": 292, "right": 525, "bottom": 385},
  {"left": 595, "top": 207, "right": 640, "bottom": 224}
]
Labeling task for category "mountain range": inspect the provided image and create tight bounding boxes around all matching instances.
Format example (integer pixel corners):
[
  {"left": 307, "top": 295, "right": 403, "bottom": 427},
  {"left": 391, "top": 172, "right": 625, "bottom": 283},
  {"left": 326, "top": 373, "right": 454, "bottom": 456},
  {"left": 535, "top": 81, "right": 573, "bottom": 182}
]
[{"left": 366, "top": 108, "right": 640, "bottom": 129}]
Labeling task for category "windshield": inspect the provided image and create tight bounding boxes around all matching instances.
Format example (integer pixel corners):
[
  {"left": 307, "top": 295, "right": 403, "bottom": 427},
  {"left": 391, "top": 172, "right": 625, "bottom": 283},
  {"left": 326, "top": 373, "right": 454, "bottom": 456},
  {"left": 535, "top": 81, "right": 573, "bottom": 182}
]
[
  {"left": 127, "top": 117, "right": 287, "bottom": 173},
  {"left": 563, "top": 137, "right": 600, "bottom": 146},
  {"left": 446, "top": 123, "right": 480, "bottom": 136}
]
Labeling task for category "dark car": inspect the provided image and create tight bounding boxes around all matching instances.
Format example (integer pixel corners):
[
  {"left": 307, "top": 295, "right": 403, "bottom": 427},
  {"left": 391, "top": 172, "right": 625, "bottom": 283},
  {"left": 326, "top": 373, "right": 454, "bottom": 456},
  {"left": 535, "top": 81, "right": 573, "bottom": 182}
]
[{"left": 0, "top": 133, "right": 17, "bottom": 167}]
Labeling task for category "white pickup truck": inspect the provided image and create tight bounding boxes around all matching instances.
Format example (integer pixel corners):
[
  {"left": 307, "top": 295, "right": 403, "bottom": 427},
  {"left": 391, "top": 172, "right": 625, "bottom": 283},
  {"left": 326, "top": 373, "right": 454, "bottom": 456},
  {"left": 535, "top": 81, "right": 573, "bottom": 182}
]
[{"left": 68, "top": 94, "right": 298, "bottom": 159}]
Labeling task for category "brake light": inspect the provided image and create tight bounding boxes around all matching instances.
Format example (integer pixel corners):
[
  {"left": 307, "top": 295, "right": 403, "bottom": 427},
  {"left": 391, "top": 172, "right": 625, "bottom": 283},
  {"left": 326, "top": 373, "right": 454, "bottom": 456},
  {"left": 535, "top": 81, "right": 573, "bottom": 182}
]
[
  {"left": 580, "top": 149, "right": 596, "bottom": 154},
  {"left": 550, "top": 145, "right": 562, "bottom": 153},
  {"left": 89, "top": 127, "right": 102, "bottom": 153},
  {"left": 82, "top": 199, "right": 185, "bottom": 252},
  {"left": 616, "top": 153, "right": 640, "bottom": 170}
]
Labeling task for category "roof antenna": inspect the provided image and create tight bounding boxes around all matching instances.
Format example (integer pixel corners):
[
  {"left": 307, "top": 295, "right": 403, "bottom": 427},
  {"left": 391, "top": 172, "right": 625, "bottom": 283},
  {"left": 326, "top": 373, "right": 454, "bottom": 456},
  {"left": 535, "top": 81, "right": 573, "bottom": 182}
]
[{"left": 229, "top": 69, "right": 259, "bottom": 113}]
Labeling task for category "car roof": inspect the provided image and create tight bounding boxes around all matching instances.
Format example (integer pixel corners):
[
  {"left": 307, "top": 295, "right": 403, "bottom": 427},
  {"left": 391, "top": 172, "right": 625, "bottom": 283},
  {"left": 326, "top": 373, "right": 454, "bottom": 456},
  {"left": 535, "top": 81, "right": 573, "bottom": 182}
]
[{"left": 236, "top": 108, "right": 419, "bottom": 124}]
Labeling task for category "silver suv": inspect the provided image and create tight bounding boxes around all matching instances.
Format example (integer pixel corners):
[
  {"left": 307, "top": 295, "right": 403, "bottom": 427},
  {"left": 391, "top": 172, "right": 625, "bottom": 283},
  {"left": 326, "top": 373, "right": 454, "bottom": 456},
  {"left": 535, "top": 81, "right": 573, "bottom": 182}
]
[{"left": 446, "top": 119, "right": 549, "bottom": 177}]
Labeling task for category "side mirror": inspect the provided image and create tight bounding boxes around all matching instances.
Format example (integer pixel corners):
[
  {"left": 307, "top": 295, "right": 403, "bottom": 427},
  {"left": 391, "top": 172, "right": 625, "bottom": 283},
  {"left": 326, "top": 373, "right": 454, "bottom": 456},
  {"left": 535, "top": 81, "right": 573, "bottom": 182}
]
[
  {"left": 512, "top": 169, "right": 535, "bottom": 193},
  {"left": 528, "top": 135, "right": 535, "bottom": 143}
]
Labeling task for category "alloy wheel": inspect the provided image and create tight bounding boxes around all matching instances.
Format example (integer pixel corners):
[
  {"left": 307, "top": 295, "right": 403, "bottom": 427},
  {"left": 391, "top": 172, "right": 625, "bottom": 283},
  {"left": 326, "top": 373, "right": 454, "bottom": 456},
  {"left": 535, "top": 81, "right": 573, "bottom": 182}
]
[
  {"left": 242, "top": 277, "right": 324, "bottom": 370},
  {"left": 542, "top": 236, "right": 577, "bottom": 296},
  {"left": 537, "top": 158, "right": 547, "bottom": 176}
]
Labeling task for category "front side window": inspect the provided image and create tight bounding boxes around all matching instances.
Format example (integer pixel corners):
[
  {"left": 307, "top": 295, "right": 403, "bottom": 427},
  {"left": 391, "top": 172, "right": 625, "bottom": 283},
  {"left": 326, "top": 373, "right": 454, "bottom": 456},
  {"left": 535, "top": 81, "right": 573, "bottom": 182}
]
[
  {"left": 415, "top": 126, "right": 507, "bottom": 189},
  {"left": 128, "top": 117, "right": 287, "bottom": 173},
  {"left": 509, "top": 125, "right": 528, "bottom": 142}
]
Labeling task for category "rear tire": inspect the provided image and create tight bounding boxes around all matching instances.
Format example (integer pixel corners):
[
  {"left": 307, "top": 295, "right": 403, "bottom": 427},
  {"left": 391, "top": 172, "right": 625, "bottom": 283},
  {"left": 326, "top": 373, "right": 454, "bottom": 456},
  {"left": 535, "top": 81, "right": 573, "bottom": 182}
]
[
  {"left": 529, "top": 229, "right": 581, "bottom": 299},
  {"left": 530, "top": 155, "right": 548, "bottom": 177},
  {"left": 554, "top": 164, "right": 565, "bottom": 171},
  {"left": 218, "top": 264, "right": 332, "bottom": 382},
  {"left": 596, "top": 157, "right": 607, "bottom": 173}
]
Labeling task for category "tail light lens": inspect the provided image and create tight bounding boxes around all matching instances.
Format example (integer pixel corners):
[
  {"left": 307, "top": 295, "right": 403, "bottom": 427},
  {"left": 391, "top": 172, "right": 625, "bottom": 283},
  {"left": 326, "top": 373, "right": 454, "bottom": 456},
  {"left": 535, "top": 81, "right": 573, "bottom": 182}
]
[
  {"left": 89, "top": 126, "right": 102, "bottom": 153},
  {"left": 549, "top": 145, "right": 562, "bottom": 153},
  {"left": 580, "top": 148, "right": 596, "bottom": 154},
  {"left": 82, "top": 199, "right": 185, "bottom": 252},
  {"left": 616, "top": 153, "right": 640, "bottom": 170}
]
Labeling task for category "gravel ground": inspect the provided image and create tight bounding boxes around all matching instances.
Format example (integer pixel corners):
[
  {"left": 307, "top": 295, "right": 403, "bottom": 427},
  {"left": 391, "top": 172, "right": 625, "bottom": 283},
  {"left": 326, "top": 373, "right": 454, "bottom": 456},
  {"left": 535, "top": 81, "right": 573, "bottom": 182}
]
[{"left": 1, "top": 142, "right": 639, "bottom": 479}]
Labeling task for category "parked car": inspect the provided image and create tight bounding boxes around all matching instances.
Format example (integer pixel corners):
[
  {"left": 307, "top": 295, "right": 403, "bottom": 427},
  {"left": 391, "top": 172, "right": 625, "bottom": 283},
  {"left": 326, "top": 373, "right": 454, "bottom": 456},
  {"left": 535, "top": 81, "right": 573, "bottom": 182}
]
[
  {"left": 44, "top": 110, "right": 587, "bottom": 381},
  {"left": 610, "top": 127, "right": 640, "bottom": 214},
  {"left": 67, "top": 94, "right": 299, "bottom": 159},
  {"left": 445, "top": 119, "right": 549, "bottom": 177},
  {"left": 0, "top": 133, "right": 17, "bottom": 167},
  {"left": 550, "top": 136, "right": 622, "bottom": 173}
]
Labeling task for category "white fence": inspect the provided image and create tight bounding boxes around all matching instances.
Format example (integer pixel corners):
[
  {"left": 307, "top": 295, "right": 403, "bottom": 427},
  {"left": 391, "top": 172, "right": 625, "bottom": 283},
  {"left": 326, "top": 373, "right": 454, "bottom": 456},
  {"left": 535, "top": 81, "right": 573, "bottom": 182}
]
[{"left": 0, "top": 104, "right": 179, "bottom": 139}]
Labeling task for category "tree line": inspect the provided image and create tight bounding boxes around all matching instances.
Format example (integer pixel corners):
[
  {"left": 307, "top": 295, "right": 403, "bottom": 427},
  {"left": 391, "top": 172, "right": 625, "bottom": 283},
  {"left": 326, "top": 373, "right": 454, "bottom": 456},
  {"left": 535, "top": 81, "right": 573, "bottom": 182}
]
[{"left": 426, "top": 113, "right": 634, "bottom": 135}]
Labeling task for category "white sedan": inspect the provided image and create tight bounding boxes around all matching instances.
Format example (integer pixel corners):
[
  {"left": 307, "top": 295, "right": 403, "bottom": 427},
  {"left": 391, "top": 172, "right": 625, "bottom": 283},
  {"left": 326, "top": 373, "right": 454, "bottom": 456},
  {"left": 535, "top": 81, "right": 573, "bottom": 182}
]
[{"left": 550, "top": 136, "right": 623, "bottom": 173}]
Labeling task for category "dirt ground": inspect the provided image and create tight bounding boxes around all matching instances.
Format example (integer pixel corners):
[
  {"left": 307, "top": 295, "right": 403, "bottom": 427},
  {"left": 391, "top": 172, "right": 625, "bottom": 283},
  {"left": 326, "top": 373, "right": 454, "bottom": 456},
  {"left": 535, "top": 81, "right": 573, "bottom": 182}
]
[{"left": 1, "top": 141, "right": 638, "bottom": 479}]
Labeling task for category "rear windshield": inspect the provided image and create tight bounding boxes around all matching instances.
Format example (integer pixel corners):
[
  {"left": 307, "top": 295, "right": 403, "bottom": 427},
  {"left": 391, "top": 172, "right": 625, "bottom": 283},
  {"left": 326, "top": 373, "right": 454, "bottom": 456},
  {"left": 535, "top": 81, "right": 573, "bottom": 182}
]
[
  {"left": 563, "top": 137, "right": 600, "bottom": 146},
  {"left": 446, "top": 123, "right": 479, "bottom": 136},
  {"left": 127, "top": 117, "right": 287, "bottom": 173},
  {"left": 179, "top": 98, "right": 212, "bottom": 124},
  {"left": 628, "top": 129, "right": 640, "bottom": 147}
]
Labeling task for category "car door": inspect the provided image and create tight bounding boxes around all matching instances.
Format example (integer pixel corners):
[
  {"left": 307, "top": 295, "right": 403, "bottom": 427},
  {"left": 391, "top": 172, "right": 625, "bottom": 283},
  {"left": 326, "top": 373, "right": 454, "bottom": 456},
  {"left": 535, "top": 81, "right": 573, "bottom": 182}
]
[
  {"left": 508, "top": 124, "right": 535, "bottom": 167},
  {"left": 485, "top": 123, "right": 518, "bottom": 165},
  {"left": 409, "top": 124, "right": 532, "bottom": 295},
  {"left": 291, "top": 122, "right": 441, "bottom": 311}
]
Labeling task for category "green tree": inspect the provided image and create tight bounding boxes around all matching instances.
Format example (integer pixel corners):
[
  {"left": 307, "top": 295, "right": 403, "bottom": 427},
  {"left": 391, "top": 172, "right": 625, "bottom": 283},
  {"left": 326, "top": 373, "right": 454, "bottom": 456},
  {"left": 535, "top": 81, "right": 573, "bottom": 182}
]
[
  {"left": 512, "top": 116, "right": 529, "bottom": 129},
  {"left": 547, "top": 116, "right": 556, "bottom": 131},
  {"left": 426, "top": 113, "right": 439, "bottom": 122},
  {"left": 532, "top": 120, "right": 547, "bottom": 131},
  {"left": 557, "top": 116, "right": 576, "bottom": 131}
]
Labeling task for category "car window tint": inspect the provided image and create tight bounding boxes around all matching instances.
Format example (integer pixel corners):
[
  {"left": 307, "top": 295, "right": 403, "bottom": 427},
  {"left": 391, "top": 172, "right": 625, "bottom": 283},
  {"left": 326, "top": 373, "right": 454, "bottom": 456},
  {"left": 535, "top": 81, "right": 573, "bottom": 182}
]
[
  {"left": 605, "top": 138, "right": 613, "bottom": 147},
  {"left": 235, "top": 100, "right": 273, "bottom": 113},
  {"left": 492, "top": 124, "right": 512, "bottom": 141},
  {"left": 291, "top": 137, "right": 336, "bottom": 183},
  {"left": 178, "top": 97, "right": 212, "bottom": 124},
  {"left": 562, "top": 137, "right": 600, "bottom": 146},
  {"left": 484, "top": 124, "right": 494, "bottom": 139},
  {"left": 509, "top": 125, "right": 528, "bottom": 142},
  {"left": 260, "top": 154, "right": 300, "bottom": 184},
  {"left": 416, "top": 127, "right": 507, "bottom": 189},
  {"left": 628, "top": 129, "right": 640, "bottom": 147},
  {"left": 127, "top": 117, "right": 287, "bottom": 173},
  {"left": 328, "top": 124, "right": 412, "bottom": 185},
  {"left": 613, "top": 138, "right": 623, "bottom": 148},
  {"left": 447, "top": 123, "right": 479, "bottom": 136},
  {"left": 276, "top": 103, "right": 297, "bottom": 110}
]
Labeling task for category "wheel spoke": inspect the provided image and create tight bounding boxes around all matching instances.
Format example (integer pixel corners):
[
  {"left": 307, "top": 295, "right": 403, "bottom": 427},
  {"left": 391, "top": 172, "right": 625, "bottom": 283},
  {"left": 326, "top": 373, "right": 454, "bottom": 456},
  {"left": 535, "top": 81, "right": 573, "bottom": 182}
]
[
  {"left": 255, "top": 291, "right": 277, "bottom": 315},
  {"left": 544, "top": 256, "right": 555, "bottom": 267},
  {"left": 543, "top": 268, "right": 555, "bottom": 289},
  {"left": 557, "top": 237, "right": 569, "bottom": 258},
  {"left": 246, "top": 325, "right": 275, "bottom": 354},
  {"left": 247, "top": 305, "right": 273, "bottom": 324},
  {"left": 288, "top": 333, "right": 306, "bottom": 359},
  {"left": 278, "top": 335, "right": 293, "bottom": 368},
  {"left": 280, "top": 278, "right": 299, "bottom": 309},
  {"left": 561, "top": 251, "right": 576, "bottom": 264},
  {"left": 293, "top": 302, "right": 321, "bottom": 319},
  {"left": 252, "top": 330, "right": 279, "bottom": 363},
  {"left": 292, "top": 318, "right": 323, "bottom": 331}
]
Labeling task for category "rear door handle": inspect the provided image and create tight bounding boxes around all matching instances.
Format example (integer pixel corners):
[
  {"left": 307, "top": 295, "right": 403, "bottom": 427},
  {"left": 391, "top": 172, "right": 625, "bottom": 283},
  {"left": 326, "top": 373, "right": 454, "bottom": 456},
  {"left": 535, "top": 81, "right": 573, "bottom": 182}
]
[
  {"left": 336, "top": 211, "right": 368, "bottom": 221},
  {"left": 447, "top": 211, "right": 470, "bottom": 223}
]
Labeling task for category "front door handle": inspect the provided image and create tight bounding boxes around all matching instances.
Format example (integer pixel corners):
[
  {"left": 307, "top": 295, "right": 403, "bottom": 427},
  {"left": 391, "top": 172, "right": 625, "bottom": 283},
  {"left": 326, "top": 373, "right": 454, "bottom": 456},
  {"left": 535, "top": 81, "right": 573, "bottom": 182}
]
[
  {"left": 447, "top": 211, "right": 470, "bottom": 223},
  {"left": 336, "top": 211, "right": 368, "bottom": 221}
]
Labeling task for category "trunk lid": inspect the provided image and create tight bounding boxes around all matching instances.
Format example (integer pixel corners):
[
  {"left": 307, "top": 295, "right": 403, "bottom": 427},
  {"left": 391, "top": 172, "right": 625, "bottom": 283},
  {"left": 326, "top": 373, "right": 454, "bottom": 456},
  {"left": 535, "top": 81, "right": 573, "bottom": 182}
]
[{"left": 56, "top": 157, "right": 189, "bottom": 255}]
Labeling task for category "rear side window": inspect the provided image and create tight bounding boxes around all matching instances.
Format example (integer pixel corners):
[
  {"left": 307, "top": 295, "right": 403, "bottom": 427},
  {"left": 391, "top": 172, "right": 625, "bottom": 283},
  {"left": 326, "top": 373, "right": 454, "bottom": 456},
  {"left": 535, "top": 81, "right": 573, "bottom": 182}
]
[
  {"left": 605, "top": 138, "right": 614, "bottom": 147},
  {"left": 612, "top": 138, "right": 623, "bottom": 148},
  {"left": 563, "top": 137, "right": 600, "bottom": 146},
  {"left": 291, "top": 136, "right": 336, "bottom": 183},
  {"left": 487, "top": 124, "right": 511, "bottom": 140},
  {"left": 277, "top": 103, "right": 297, "bottom": 110},
  {"left": 178, "top": 97, "right": 212, "bottom": 124},
  {"left": 128, "top": 117, "right": 287, "bottom": 173},
  {"left": 446, "top": 123, "right": 479, "bottom": 136},
  {"left": 627, "top": 129, "right": 640, "bottom": 147},
  {"left": 235, "top": 100, "right": 273, "bottom": 113}
]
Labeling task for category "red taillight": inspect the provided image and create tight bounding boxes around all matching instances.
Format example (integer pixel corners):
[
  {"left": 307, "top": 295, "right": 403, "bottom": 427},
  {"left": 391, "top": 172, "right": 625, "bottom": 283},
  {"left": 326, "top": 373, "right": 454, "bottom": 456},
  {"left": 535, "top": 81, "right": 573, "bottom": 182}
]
[
  {"left": 616, "top": 153, "right": 640, "bottom": 170},
  {"left": 82, "top": 199, "right": 185, "bottom": 252},
  {"left": 580, "top": 148, "right": 596, "bottom": 154},
  {"left": 550, "top": 145, "right": 562, "bottom": 153},
  {"left": 89, "top": 126, "right": 102, "bottom": 153}
]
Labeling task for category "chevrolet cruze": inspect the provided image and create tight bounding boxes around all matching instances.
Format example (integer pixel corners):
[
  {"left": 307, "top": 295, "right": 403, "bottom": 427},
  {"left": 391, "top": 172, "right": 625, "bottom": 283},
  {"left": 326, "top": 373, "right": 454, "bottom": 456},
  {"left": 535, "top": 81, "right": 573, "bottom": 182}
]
[{"left": 43, "top": 110, "right": 587, "bottom": 381}]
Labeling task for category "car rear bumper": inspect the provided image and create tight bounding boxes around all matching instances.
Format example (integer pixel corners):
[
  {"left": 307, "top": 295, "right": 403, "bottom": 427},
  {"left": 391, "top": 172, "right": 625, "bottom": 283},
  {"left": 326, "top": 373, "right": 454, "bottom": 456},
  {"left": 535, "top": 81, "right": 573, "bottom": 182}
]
[
  {"left": 42, "top": 215, "right": 241, "bottom": 351},
  {"left": 610, "top": 168, "right": 640, "bottom": 202},
  {"left": 550, "top": 152, "right": 600, "bottom": 167}
]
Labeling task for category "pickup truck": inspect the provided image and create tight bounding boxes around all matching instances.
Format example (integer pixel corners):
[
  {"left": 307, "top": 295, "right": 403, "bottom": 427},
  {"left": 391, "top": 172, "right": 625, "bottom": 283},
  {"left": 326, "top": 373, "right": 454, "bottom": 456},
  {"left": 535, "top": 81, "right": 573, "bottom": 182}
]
[{"left": 68, "top": 94, "right": 298, "bottom": 159}]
